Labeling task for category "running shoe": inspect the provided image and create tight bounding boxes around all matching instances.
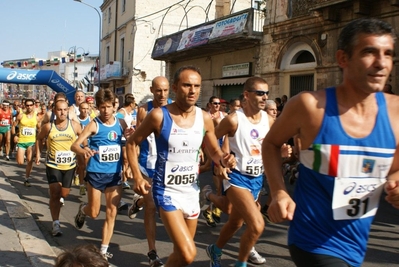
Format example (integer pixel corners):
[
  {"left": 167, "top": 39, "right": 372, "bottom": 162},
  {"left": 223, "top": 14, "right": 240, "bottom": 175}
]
[
  {"left": 212, "top": 207, "right": 222, "bottom": 224},
  {"left": 24, "top": 180, "right": 31, "bottom": 187},
  {"left": 248, "top": 247, "right": 266, "bottom": 264},
  {"left": 148, "top": 250, "right": 164, "bottom": 267},
  {"left": 74, "top": 175, "right": 80, "bottom": 186},
  {"left": 122, "top": 181, "right": 131, "bottom": 190},
  {"left": 202, "top": 205, "right": 217, "bottom": 227},
  {"left": 261, "top": 205, "right": 273, "bottom": 224},
  {"left": 52, "top": 221, "right": 62, "bottom": 237},
  {"left": 60, "top": 197, "right": 65, "bottom": 207},
  {"left": 5, "top": 155, "right": 10, "bottom": 161},
  {"left": 102, "top": 252, "right": 113, "bottom": 260},
  {"left": 128, "top": 193, "right": 143, "bottom": 219},
  {"left": 79, "top": 185, "right": 86, "bottom": 196},
  {"left": 75, "top": 203, "right": 86, "bottom": 229},
  {"left": 206, "top": 244, "right": 222, "bottom": 267}
]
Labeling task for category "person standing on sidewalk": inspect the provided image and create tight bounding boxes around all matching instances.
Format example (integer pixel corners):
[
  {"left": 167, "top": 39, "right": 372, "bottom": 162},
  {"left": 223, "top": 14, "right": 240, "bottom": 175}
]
[
  {"left": 126, "top": 66, "right": 235, "bottom": 266},
  {"left": 71, "top": 89, "right": 134, "bottom": 260},
  {"left": 35, "top": 100, "right": 83, "bottom": 236},
  {"left": 13, "top": 99, "right": 38, "bottom": 187},
  {"left": 263, "top": 18, "right": 399, "bottom": 267},
  {"left": 127, "top": 76, "right": 172, "bottom": 267}
]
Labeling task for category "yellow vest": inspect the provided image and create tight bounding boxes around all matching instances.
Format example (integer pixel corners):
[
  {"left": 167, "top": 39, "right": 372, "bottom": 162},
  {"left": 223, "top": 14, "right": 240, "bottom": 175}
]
[
  {"left": 46, "top": 120, "right": 77, "bottom": 170},
  {"left": 18, "top": 113, "right": 38, "bottom": 143}
]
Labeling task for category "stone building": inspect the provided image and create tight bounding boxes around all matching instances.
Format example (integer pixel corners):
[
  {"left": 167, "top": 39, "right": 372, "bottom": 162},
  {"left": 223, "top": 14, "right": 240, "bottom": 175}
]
[
  {"left": 152, "top": 0, "right": 399, "bottom": 107},
  {"left": 98, "top": 0, "right": 253, "bottom": 104}
]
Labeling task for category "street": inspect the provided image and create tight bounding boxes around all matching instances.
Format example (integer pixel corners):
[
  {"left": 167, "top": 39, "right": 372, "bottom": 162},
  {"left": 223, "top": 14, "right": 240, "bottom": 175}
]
[{"left": 1, "top": 155, "right": 399, "bottom": 267}]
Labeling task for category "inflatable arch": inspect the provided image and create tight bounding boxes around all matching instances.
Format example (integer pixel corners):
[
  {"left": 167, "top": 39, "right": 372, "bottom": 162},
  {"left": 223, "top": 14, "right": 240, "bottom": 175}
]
[{"left": 0, "top": 68, "right": 76, "bottom": 104}]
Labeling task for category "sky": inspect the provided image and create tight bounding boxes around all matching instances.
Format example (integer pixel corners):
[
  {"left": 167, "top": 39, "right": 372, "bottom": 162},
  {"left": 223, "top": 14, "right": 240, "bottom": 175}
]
[{"left": 0, "top": 0, "right": 103, "bottom": 65}]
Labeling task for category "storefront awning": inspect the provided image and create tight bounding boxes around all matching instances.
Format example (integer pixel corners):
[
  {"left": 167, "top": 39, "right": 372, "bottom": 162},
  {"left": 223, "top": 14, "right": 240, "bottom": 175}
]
[{"left": 213, "top": 77, "right": 248, "bottom": 86}]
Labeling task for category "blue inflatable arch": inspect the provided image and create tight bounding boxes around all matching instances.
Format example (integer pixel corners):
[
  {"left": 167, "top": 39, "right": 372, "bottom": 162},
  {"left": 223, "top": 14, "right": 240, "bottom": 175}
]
[{"left": 0, "top": 68, "right": 76, "bottom": 104}]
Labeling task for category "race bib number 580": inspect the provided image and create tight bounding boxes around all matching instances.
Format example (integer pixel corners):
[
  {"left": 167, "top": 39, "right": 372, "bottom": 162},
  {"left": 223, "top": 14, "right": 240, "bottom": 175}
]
[{"left": 99, "top": 145, "right": 121, "bottom": 162}]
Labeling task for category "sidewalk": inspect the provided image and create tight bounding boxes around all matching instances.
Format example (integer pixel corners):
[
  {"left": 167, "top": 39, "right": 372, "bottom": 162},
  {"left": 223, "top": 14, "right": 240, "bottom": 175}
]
[{"left": 0, "top": 169, "right": 56, "bottom": 267}]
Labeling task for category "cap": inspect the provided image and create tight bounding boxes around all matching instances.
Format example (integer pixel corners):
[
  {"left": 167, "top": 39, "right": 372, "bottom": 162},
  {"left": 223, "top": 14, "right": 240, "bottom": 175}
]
[
  {"left": 86, "top": 96, "right": 94, "bottom": 102},
  {"left": 220, "top": 99, "right": 227, "bottom": 103}
]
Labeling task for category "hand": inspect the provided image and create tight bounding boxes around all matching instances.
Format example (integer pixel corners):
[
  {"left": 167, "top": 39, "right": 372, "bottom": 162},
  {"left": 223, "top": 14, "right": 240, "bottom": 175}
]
[
  {"left": 35, "top": 156, "right": 41, "bottom": 166},
  {"left": 221, "top": 153, "right": 236, "bottom": 170},
  {"left": 133, "top": 178, "right": 151, "bottom": 195},
  {"left": 281, "top": 143, "right": 292, "bottom": 158},
  {"left": 124, "top": 126, "right": 135, "bottom": 139},
  {"left": 268, "top": 190, "right": 296, "bottom": 223},
  {"left": 385, "top": 180, "right": 399, "bottom": 209},
  {"left": 214, "top": 164, "right": 231, "bottom": 180},
  {"left": 83, "top": 147, "right": 98, "bottom": 159}
]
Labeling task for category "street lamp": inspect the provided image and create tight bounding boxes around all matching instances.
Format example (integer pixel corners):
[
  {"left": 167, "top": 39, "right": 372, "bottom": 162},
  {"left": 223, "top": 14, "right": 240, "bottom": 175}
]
[
  {"left": 67, "top": 46, "right": 88, "bottom": 88},
  {"left": 74, "top": 0, "right": 102, "bottom": 91}
]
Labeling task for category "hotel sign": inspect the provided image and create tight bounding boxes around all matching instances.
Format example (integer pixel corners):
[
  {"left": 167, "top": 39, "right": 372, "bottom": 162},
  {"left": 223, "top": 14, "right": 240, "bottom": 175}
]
[{"left": 222, "top": 63, "right": 251, "bottom": 78}]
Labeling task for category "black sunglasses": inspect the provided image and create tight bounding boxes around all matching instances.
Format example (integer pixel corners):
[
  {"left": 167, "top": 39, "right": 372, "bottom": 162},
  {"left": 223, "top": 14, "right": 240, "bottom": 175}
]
[
  {"left": 212, "top": 102, "right": 220, "bottom": 105},
  {"left": 247, "top": 90, "right": 269, "bottom": 96}
]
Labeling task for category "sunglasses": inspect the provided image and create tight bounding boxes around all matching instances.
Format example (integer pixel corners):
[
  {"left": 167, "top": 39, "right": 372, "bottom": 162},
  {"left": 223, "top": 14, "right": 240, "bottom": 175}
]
[
  {"left": 25, "top": 104, "right": 34, "bottom": 107},
  {"left": 212, "top": 102, "right": 220, "bottom": 105},
  {"left": 247, "top": 90, "right": 269, "bottom": 96}
]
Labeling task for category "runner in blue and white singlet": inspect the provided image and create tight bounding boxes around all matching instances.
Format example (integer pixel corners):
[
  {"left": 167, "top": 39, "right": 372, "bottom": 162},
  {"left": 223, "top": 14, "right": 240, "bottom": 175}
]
[
  {"left": 224, "top": 108, "right": 269, "bottom": 199},
  {"left": 152, "top": 105, "right": 204, "bottom": 216},
  {"left": 289, "top": 87, "right": 396, "bottom": 266}
]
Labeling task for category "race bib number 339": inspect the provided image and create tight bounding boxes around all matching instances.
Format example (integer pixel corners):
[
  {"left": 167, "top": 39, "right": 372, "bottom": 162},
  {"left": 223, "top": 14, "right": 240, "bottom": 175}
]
[
  {"left": 332, "top": 177, "right": 385, "bottom": 220},
  {"left": 165, "top": 161, "right": 198, "bottom": 186}
]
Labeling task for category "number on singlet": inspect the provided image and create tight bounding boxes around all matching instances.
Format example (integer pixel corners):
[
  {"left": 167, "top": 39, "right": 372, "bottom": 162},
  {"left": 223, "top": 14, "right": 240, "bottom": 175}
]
[
  {"left": 56, "top": 157, "right": 72, "bottom": 164},
  {"left": 101, "top": 153, "right": 120, "bottom": 162},
  {"left": 245, "top": 165, "right": 263, "bottom": 176},
  {"left": 166, "top": 173, "right": 195, "bottom": 185},
  {"left": 346, "top": 198, "right": 369, "bottom": 217}
]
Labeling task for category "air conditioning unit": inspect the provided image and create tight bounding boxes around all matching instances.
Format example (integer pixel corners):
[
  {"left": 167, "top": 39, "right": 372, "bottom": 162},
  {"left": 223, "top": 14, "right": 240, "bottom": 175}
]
[{"left": 122, "top": 67, "right": 130, "bottom": 76}]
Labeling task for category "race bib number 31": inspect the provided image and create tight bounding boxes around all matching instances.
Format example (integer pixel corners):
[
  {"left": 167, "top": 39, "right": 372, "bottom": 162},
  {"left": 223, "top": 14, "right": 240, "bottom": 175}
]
[
  {"left": 165, "top": 161, "right": 198, "bottom": 186},
  {"left": 99, "top": 145, "right": 121, "bottom": 162},
  {"left": 332, "top": 177, "right": 385, "bottom": 220}
]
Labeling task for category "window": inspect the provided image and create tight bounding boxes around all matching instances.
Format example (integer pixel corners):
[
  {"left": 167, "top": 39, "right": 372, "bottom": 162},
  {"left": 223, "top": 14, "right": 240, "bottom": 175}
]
[
  {"left": 106, "top": 46, "right": 110, "bottom": 64},
  {"left": 120, "top": 38, "right": 125, "bottom": 67},
  {"left": 290, "top": 74, "right": 314, "bottom": 96},
  {"left": 121, "top": 0, "right": 126, "bottom": 13},
  {"left": 108, "top": 7, "right": 112, "bottom": 24},
  {"left": 290, "top": 51, "right": 315, "bottom": 64}
]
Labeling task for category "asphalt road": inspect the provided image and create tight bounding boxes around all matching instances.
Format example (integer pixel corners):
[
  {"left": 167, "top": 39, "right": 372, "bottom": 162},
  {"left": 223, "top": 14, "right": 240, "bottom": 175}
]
[{"left": 1, "top": 155, "right": 399, "bottom": 267}]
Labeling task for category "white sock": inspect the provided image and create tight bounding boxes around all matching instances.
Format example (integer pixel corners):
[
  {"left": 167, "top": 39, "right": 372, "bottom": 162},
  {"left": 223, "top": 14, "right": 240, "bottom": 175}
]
[{"left": 100, "top": 244, "right": 109, "bottom": 254}]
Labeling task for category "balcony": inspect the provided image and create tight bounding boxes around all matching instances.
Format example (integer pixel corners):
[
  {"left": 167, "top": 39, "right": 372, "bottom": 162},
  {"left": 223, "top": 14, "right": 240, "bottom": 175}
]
[{"left": 152, "top": 8, "right": 264, "bottom": 62}]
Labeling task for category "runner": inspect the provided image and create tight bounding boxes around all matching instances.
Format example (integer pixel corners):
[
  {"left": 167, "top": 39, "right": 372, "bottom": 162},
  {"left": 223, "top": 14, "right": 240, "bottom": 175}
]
[
  {"left": 71, "top": 89, "right": 134, "bottom": 260},
  {"left": 0, "top": 100, "right": 12, "bottom": 160},
  {"left": 126, "top": 66, "right": 235, "bottom": 266},
  {"left": 76, "top": 101, "right": 91, "bottom": 195},
  {"left": 35, "top": 100, "right": 83, "bottom": 236}
]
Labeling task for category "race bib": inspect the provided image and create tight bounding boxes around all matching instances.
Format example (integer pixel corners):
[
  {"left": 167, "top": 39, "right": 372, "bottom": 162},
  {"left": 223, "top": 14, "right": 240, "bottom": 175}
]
[
  {"left": 165, "top": 161, "right": 198, "bottom": 186},
  {"left": 241, "top": 156, "right": 263, "bottom": 177},
  {"left": 55, "top": 151, "right": 74, "bottom": 165},
  {"left": 0, "top": 119, "right": 10, "bottom": 126},
  {"left": 332, "top": 177, "right": 385, "bottom": 220},
  {"left": 99, "top": 145, "right": 121, "bottom": 162},
  {"left": 22, "top": 127, "right": 35, "bottom": 136}
]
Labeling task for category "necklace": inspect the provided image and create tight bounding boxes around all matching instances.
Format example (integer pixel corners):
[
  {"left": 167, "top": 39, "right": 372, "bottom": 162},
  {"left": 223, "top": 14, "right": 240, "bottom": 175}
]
[
  {"left": 175, "top": 102, "right": 194, "bottom": 118},
  {"left": 56, "top": 121, "right": 68, "bottom": 130}
]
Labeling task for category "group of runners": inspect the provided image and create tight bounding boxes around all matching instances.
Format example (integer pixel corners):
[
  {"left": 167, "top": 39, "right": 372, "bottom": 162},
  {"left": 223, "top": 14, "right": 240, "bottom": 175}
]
[{"left": 2, "top": 18, "right": 399, "bottom": 267}]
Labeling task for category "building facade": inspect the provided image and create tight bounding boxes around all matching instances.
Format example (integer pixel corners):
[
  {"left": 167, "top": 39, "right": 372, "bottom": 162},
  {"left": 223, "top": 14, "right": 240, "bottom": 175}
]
[
  {"left": 98, "top": 0, "right": 254, "bottom": 105},
  {"left": 151, "top": 0, "right": 399, "bottom": 108}
]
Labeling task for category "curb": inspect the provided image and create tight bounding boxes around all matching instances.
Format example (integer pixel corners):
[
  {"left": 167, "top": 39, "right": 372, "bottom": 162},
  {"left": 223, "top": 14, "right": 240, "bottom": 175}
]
[{"left": 0, "top": 173, "right": 56, "bottom": 267}]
